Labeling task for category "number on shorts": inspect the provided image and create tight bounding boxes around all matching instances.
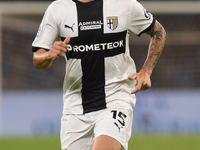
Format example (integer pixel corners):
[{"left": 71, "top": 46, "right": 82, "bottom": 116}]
[{"left": 111, "top": 110, "right": 127, "bottom": 131}]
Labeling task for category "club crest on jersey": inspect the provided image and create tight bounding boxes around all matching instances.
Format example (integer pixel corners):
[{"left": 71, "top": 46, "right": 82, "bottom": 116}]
[{"left": 107, "top": 17, "right": 118, "bottom": 30}]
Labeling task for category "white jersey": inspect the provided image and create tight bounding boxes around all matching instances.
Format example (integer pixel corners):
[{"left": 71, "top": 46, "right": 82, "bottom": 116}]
[{"left": 32, "top": 0, "right": 154, "bottom": 114}]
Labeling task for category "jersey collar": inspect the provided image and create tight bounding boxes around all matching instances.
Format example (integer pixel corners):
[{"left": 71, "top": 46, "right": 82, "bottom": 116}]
[{"left": 72, "top": 0, "right": 102, "bottom": 5}]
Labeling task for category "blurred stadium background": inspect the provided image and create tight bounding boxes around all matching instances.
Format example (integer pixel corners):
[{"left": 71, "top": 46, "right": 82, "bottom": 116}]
[{"left": 0, "top": 0, "right": 200, "bottom": 147}]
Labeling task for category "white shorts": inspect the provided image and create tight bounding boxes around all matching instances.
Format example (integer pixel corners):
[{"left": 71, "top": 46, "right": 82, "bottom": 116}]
[{"left": 60, "top": 102, "right": 133, "bottom": 150}]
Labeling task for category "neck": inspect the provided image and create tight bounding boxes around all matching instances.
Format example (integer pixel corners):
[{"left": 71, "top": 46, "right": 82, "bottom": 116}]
[{"left": 78, "top": 0, "right": 94, "bottom": 3}]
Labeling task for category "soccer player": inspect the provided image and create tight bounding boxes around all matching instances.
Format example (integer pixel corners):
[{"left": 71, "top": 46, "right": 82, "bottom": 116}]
[{"left": 32, "top": 0, "right": 166, "bottom": 150}]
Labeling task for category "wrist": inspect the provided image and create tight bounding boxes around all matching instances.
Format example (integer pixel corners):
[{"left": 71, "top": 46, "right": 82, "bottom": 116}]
[{"left": 140, "top": 68, "right": 152, "bottom": 76}]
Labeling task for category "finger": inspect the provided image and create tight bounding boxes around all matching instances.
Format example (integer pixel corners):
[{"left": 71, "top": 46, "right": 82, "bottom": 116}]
[
  {"left": 141, "top": 83, "right": 151, "bottom": 91},
  {"left": 141, "top": 86, "right": 148, "bottom": 91},
  {"left": 128, "top": 76, "right": 133, "bottom": 80},
  {"left": 57, "top": 42, "right": 68, "bottom": 53},
  {"left": 60, "top": 46, "right": 67, "bottom": 53},
  {"left": 53, "top": 44, "right": 67, "bottom": 53},
  {"left": 46, "top": 51, "right": 59, "bottom": 60},
  {"left": 64, "top": 36, "right": 71, "bottom": 44},
  {"left": 58, "top": 51, "right": 65, "bottom": 57},
  {"left": 131, "top": 81, "right": 142, "bottom": 94},
  {"left": 50, "top": 48, "right": 66, "bottom": 58},
  {"left": 131, "top": 86, "right": 140, "bottom": 94},
  {"left": 128, "top": 74, "right": 136, "bottom": 80}
]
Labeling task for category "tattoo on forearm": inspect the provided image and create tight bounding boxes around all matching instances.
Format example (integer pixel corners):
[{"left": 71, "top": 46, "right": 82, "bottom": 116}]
[{"left": 142, "top": 21, "right": 166, "bottom": 75}]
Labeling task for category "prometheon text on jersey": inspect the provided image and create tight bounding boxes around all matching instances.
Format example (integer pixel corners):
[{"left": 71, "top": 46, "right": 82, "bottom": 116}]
[{"left": 67, "top": 40, "right": 124, "bottom": 52}]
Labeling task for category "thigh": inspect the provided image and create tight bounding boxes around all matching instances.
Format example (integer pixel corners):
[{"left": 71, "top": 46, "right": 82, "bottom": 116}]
[
  {"left": 94, "top": 103, "right": 133, "bottom": 150},
  {"left": 92, "top": 135, "right": 121, "bottom": 150},
  {"left": 60, "top": 114, "right": 94, "bottom": 150}
]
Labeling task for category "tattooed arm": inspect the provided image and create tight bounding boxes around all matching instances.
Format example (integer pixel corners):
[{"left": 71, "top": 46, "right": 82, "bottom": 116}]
[{"left": 128, "top": 20, "right": 166, "bottom": 94}]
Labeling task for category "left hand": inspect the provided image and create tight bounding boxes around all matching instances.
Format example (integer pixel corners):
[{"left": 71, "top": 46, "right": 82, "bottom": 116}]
[{"left": 128, "top": 69, "right": 151, "bottom": 94}]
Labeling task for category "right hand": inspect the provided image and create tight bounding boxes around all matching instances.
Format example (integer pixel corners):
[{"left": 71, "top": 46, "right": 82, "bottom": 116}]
[{"left": 46, "top": 36, "right": 71, "bottom": 60}]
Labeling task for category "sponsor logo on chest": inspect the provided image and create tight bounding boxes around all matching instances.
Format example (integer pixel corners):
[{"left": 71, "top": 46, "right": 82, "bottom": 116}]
[
  {"left": 77, "top": 16, "right": 119, "bottom": 31},
  {"left": 67, "top": 40, "right": 124, "bottom": 52},
  {"left": 79, "top": 20, "right": 103, "bottom": 31}
]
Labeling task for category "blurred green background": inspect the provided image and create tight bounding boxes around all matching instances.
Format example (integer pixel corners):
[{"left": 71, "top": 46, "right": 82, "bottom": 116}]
[{"left": 1, "top": 135, "right": 200, "bottom": 150}]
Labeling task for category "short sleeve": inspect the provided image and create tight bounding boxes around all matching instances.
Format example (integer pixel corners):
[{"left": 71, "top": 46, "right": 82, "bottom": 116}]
[
  {"left": 128, "top": 0, "right": 154, "bottom": 36},
  {"left": 32, "top": 4, "right": 59, "bottom": 52}
]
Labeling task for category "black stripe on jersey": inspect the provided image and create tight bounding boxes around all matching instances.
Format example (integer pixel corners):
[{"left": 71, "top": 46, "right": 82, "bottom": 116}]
[
  {"left": 61, "top": 0, "right": 127, "bottom": 114},
  {"left": 32, "top": 47, "right": 49, "bottom": 52}
]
